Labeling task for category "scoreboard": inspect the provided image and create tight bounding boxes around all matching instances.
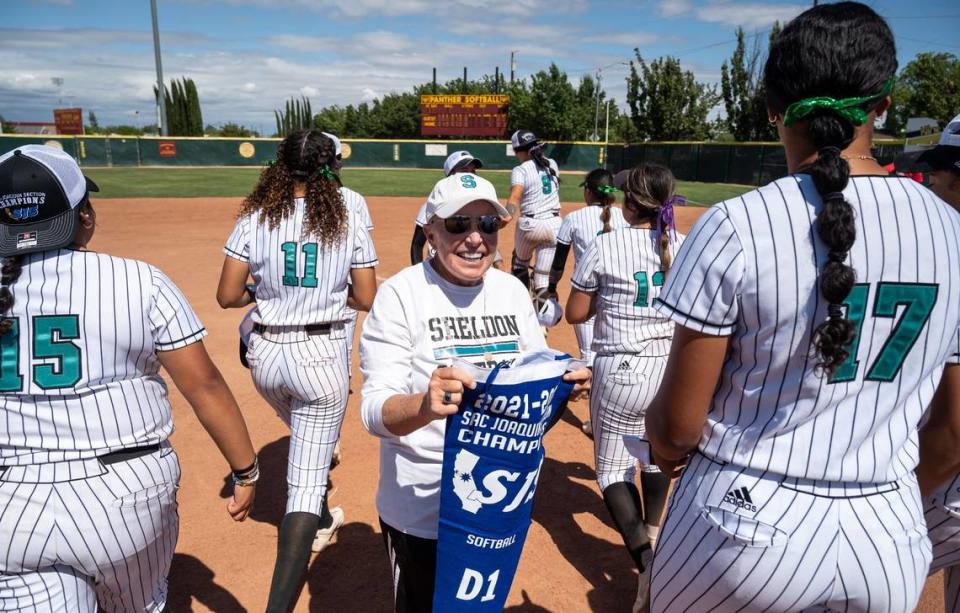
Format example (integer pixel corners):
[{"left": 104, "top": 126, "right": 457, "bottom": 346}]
[{"left": 420, "top": 94, "right": 509, "bottom": 137}]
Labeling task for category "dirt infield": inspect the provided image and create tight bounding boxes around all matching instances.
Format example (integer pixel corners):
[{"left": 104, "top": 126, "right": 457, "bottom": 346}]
[{"left": 88, "top": 196, "right": 943, "bottom": 612}]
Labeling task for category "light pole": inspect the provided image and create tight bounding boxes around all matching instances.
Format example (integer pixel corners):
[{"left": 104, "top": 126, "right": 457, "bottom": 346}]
[
  {"left": 592, "top": 61, "right": 628, "bottom": 142},
  {"left": 150, "top": 0, "right": 168, "bottom": 136}
]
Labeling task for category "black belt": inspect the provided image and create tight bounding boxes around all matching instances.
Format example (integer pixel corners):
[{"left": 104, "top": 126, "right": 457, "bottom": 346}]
[
  {"left": 521, "top": 213, "right": 560, "bottom": 218},
  {"left": 100, "top": 444, "right": 161, "bottom": 465},
  {"left": 253, "top": 322, "right": 334, "bottom": 336}
]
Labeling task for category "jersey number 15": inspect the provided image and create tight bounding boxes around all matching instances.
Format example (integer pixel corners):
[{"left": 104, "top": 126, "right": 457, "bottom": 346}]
[{"left": 0, "top": 315, "right": 82, "bottom": 391}]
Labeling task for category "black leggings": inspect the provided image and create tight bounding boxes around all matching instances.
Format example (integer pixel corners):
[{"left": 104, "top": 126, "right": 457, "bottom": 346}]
[{"left": 379, "top": 518, "right": 437, "bottom": 613}]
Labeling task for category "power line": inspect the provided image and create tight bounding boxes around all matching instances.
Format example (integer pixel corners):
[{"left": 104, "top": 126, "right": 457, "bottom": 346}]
[{"left": 899, "top": 35, "right": 960, "bottom": 50}]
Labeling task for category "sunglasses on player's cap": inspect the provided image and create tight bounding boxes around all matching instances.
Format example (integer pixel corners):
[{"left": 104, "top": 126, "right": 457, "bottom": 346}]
[
  {"left": 424, "top": 173, "right": 509, "bottom": 227},
  {"left": 0, "top": 145, "right": 99, "bottom": 258}
]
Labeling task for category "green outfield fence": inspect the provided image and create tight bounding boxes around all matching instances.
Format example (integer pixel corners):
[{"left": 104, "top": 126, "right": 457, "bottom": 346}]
[{"left": 0, "top": 134, "right": 906, "bottom": 187}]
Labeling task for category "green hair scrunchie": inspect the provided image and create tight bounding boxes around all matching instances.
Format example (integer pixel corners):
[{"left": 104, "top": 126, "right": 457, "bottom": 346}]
[
  {"left": 782, "top": 77, "right": 894, "bottom": 127},
  {"left": 314, "top": 165, "right": 338, "bottom": 182},
  {"left": 596, "top": 184, "right": 620, "bottom": 195}
]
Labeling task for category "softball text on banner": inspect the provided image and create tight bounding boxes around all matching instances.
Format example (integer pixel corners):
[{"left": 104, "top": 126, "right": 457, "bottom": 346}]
[
  {"left": 420, "top": 94, "right": 509, "bottom": 138},
  {"left": 434, "top": 351, "right": 579, "bottom": 611}
]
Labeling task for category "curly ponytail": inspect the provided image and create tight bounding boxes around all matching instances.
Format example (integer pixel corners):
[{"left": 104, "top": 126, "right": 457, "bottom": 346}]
[
  {"left": 764, "top": 1, "right": 896, "bottom": 376},
  {"left": 0, "top": 256, "right": 23, "bottom": 336},
  {"left": 239, "top": 129, "right": 347, "bottom": 245}
]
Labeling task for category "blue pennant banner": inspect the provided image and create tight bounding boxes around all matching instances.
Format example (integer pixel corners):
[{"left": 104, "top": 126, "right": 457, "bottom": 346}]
[{"left": 434, "top": 350, "right": 580, "bottom": 612}]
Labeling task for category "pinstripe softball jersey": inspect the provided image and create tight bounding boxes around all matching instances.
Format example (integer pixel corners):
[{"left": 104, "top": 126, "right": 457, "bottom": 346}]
[
  {"left": 224, "top": 197, "right": 377, "bottom": 326},
  {"left": 655, "top": 174, "right": 960, "bottom": 483},
  {"left": 343, "top": 186, "right": 374, "bottom": 231},
  {"left": 556, "top": 205, "right": 628, "bottom": 261},
  {"left": 0, "top": 249, "right": 205, "bottom": 465},
  {"left": 571, "top": 228, "right": 686, "bottom": 357},
  {"left": 511, "top": 159, "right": 560, "bottom": 218}
]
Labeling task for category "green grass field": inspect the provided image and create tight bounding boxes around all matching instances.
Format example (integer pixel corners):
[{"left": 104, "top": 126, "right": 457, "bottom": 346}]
[{"left": 83, "top": 167, "right": 754, "bottom": 206}]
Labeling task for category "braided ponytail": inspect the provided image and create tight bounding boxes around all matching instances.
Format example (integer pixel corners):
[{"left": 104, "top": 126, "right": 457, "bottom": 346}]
[
  {"left": 763, "top": 1, "right": 897, "bottom": 377},
  {"left": 623, "top": 163, "right": 678, "bottom": 276},
  {"left": 0, "top": 256, "right": 23, "bottom": 336},
  {"left": 583, "top": 168, "right": 616, "bottom": 234},
  {"left": 808, "top": 114, "right": 857, "bottom": 374}
]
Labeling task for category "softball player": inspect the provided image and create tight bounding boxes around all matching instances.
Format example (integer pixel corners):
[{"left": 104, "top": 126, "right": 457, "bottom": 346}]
[
  {"left": 508, "top": 129, "right": 561, "bottom": 292},
  {"left": 644, "top": 4, "right": 960, "bottom": 611},
  {"left": 566, "top": 163, "right": 684, "bottom": 612},
  {"left": 0, "top": 145, "right": 258, "bottom": 612},
  {"left": 549, "top": 168, "right": 628, "bottom": 366},
  {"left": 217, "top": 130, "right": 377, "bottom": 612}
]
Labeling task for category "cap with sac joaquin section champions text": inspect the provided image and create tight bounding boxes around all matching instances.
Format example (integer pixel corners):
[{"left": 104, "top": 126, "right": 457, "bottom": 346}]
[{"left": 0, "top": 144, "right": 99, "bottom": 257}]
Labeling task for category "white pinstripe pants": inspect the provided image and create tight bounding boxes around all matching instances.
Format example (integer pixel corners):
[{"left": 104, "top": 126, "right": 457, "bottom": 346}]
[
  {"left": 925, "top": 476, "right": 960, "bottom": 612},
  {"left": 590, "top": 353, "right": 666, "bottom": 491},
  {"left": 0, "top": 445, "right": 180, "bottom": 612},
  {"left": 513, "top": 216, "right": 562, "bottom": 290},
  {"left": 650, "top": 453, "right": 931, "bottom": 613},
  {"left": 247, "top": 330, "right": 348, "bottom": 515}
]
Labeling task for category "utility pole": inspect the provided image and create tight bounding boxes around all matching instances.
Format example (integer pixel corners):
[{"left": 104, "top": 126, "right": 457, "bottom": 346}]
[
  {"left": 150, "top": 0, "right": 168, "bottom": 136},
  {"left": 593, "top": 61, "right": 629, "bottom": 142},
  {"left": 510, "top": 51, "right": 518, "bottom": 84}
]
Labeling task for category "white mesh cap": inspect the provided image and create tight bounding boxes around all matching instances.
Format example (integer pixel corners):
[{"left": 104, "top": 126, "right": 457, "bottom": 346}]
[{"left": 0, "top": 144, "right": 98, "bottom": 256}]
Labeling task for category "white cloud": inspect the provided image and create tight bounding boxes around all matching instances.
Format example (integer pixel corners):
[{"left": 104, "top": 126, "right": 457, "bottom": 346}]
[
  {"left": 181, "top": 0, "right": 583, "bottom": 18},
  {"left": 582, "top": 32, "right": 658, "bottom": 47},
  {"left": 695, "top": 2, "right": 804, "bottom": 28},
  {"left": 242, "top": 82, "right": 257, "bottom": 92},
  {"left": 300, "top": 85, "right": 319, "bottom": 97},
  {"left": 658, "top": 0, "right": 692, "bottom": 17}
]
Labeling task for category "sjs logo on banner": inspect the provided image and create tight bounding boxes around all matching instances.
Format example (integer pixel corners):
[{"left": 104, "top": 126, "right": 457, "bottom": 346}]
[{"left": 434, "top": 350, "right": 581, "bottom": 612}]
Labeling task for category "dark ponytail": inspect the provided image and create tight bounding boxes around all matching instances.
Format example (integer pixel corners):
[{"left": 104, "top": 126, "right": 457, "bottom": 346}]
[
  {"left": 807, "top": 117, "right": 858, "bottom": 374},
  {"left": 764, "top": 1, "right": 896, "bottom": 376},
  {"left": 528, "top": 144, "right": 560, "bottom": 186},
  {"left": 582, "top": 168, "right": 616, "bottom": 233},
  {"left": 0, "top": 256, "right": 23, "bottom": 336}
]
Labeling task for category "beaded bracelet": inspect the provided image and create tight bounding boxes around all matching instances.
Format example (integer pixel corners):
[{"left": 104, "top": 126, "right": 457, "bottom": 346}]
[{"left": 233, "top": 456, "right": 260, "bottom": 487}]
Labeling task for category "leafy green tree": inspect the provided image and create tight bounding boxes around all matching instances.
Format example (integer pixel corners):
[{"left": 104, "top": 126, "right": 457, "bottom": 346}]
[
  {"left": 205, "top": 122, "right": 258, "bottom": 137},
  {"left": 893, "top": 52, "right": 960, "bottom": 131},
  {"left": 0, "top": 114, "right": 16, "bottom": 134},
  {"left": 720, "top": 24, "right": 780, "bottom": 141},
  {"left": 626, "top": 52, "right": 719, "bottom": 140}
]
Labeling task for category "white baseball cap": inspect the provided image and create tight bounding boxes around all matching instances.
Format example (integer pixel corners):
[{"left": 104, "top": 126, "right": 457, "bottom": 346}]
[
  {"left": 443, "top": 150, "right": 483, "bottom": 176},
  {"left": 0, "top": 144, "right": 99, "bottom": 257},
  {"left": 536, "top": 296, "right": 563, "bottom": 328},
  {"left": 916, "top": 113, "right": 960, "bottom": 171},
  {"left": 321, "top": 132, "right": 342, "bottom": 158},
  {"left": 424, "top": 173, "right": 508, "bottom": 221}
]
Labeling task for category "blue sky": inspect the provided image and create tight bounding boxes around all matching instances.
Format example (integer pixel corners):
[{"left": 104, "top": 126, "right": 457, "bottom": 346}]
[{"left": 3, "top": 0, "right": 958, "bottom": 135}]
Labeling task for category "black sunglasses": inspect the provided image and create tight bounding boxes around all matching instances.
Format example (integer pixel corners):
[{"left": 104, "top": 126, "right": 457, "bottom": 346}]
[{"left": 443, "top": 214, "right": 501, "bottom": 235}]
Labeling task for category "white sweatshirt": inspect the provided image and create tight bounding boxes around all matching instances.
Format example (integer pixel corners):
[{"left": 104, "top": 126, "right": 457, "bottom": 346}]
[{"left": 359, "top": 261, "right": 547, "bottom": 538}]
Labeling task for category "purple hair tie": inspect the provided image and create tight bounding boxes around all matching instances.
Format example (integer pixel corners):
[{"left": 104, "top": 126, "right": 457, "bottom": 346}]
[{"left": 657, "top": 195, "right": 685, "bottom": 242}]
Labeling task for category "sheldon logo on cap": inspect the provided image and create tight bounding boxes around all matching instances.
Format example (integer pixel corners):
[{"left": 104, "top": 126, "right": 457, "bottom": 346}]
[
  {"left": 0, "top": 145, "right": 98, "bottom": 257},
  {"left": 424, "top": 173, "right": 509, "bottom": 221}
]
